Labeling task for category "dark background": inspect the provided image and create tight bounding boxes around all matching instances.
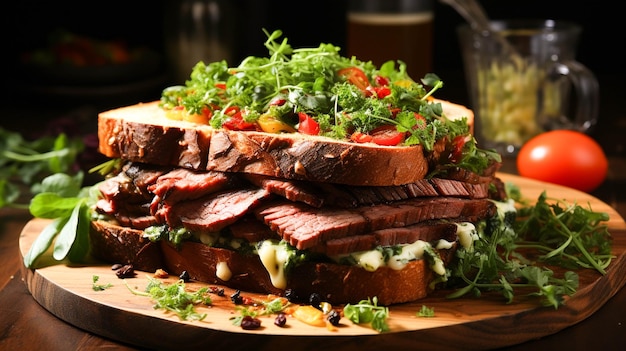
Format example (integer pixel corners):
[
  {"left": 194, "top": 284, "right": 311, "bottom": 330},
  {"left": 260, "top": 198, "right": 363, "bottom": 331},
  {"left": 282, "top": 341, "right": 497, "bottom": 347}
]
[{"left": 1, "top": 0, "right": 624, "bottom": 155}]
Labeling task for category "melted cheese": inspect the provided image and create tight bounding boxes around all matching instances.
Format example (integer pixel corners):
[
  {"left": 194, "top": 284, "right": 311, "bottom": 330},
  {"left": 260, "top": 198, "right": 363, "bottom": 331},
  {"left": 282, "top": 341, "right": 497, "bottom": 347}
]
[
  {"left": 456, "top": 222, "right": 478, "bottom": 249},
  {"left": 352, "top": 250, "right": 385, "bottom": 272},
  {"left": 495, "top": 198, "right": 516, "bottom": 216},
  {"left": 257, "top": 241, "right": 288, "bottom": 289},
  {"left": 198, "top": 232, "right": 219, "bottom": 245},
  {"left": 216, "top": 261, "right": 232, "bottom": 281},
  {"left": 387, "top": 240, "right": 427, "bottom": 270}
]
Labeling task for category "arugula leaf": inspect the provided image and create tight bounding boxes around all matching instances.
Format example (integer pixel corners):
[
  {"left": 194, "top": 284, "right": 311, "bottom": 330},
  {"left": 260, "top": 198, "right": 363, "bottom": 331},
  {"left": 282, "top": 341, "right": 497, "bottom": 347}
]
[
  {"left": 417, "top": 305, "right": 435, "bottom": 317},
  {"left": 446, "top": 185, "right": 612, "bottom": 308}
]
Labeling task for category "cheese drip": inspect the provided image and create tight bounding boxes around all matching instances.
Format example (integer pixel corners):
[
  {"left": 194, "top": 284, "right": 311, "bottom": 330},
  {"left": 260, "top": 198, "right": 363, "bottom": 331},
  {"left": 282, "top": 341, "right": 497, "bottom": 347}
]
[{"left": 257, "top": 241, "right": 289, "bottom": 289}]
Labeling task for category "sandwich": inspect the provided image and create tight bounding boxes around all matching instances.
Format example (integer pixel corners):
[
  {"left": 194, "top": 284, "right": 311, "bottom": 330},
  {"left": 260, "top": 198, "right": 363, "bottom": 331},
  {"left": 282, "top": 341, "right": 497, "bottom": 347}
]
[{"left": 88, "top": 30, "right": 505, "bottom": 306}]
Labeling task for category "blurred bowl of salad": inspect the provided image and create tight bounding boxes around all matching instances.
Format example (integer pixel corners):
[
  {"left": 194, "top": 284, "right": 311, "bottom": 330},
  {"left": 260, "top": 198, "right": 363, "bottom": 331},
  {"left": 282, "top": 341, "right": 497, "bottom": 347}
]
[{"left": 20, "top": 29, "right": 162, "bottom": 86}]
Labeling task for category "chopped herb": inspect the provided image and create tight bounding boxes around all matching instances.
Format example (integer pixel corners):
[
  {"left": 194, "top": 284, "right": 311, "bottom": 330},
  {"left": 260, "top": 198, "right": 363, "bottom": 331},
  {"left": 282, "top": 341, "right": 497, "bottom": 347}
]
[
  {"left": 417, "top": 305, "right": 435, "bottom": 317},
  {"left": 125, "top": 277, "right": 212, "bottom": 321},
  {"left": 343, "top": 297, "right": 390, "bottom": 332},
  {"left": 92, "top": 275, "right": 113, "bottom": 291},
  {"left": 446, "top": 183, "right": 612, "bottom": 308}
]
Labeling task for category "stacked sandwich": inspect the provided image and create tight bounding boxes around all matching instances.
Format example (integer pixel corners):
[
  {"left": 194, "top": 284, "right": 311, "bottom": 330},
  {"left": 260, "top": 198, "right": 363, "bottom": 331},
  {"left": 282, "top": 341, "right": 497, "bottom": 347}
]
[{"left": 89, "top": 31, "right": 505, "bottom": 305}]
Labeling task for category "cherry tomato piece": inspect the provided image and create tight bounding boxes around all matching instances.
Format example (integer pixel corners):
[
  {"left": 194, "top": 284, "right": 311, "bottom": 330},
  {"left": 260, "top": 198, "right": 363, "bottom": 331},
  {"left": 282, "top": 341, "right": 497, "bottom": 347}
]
[
  {"left": 366, "top": 86, "right": 391, "bottom": 99},
  {"left": 222, "top": 110, "right": 257, "bottom": 131},
  {"left": 370, "top": 125, "right": 405, "bottom": 146},
  {"left": 374, "top": 75, "right": 389, "bottom": 87},
  {"left": 448, "top": 134, "right": 471, "bottom": 163},
  {"left": 297, "top": 112, "right": 320, "bottom": 135},
  {"left": 350, "top": 131, "right": 373, "bottom": 143},
  {"left": 338, "top": 67, "right": 370, "bottom": 92},
  {"left": 517, "top": 130, "right": 608, "bottom": 192}
]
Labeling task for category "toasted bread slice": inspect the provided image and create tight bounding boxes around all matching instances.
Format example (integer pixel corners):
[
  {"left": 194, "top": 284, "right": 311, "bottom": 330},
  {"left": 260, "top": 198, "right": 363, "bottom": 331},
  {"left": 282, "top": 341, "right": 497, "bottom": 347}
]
[{"left": 97, "top": 99, "right": 474, "bottom": 186}]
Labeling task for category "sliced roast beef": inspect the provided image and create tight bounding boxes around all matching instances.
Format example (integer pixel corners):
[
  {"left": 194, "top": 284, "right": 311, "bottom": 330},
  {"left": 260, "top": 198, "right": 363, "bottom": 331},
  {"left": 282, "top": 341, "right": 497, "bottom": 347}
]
[
  {"left": 243, "top": 173, "right": 325, "bottom": 208},
  {"left": 322, "top": 178, "right": 490, "bottom": 207},
  {"left": 97, "top": 162, "right": 171, "bottom": 213},
  {"left": 166, "top": 188, "right": 273, "bottom": 232},
  {"left": 114, "top": 214, "right": 159, "bottom": 229},
  {"left": 255, "top": 197, "right": 496, "bottom": 250},
  {"left": 243, "top": 174, "right": 492, "bottom": 209},
  {"left": 148, "top": 168, "right": 240, "bottom": 216},
  {"left": 312, "top": 221, "right": 459, "bottom": 256},
  {"left": 228, "top": 215, "right": 280, "bottom": 242},
  {"left": 149, "top": 168, "right": 236, "bottom": 203}
]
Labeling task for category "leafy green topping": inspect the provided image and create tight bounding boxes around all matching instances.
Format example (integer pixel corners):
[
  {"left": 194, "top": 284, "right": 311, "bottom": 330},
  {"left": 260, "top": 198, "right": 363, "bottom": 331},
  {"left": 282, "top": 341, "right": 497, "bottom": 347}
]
[
  {"left": 446, "top": 184, "right": 613, "bottom": 308},
  {"left": 158, "top": 29, "right": 499, "bottom": 175}
]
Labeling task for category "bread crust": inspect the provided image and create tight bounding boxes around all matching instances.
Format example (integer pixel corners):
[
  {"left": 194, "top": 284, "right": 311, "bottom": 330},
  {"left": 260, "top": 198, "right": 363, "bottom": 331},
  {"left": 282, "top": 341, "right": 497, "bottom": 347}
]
[
  {"left": 98, "top": 100, "right": 473, "bottom": 186},
  {"left": 89, "top": 219, "right": 440, "bottom": 305},
  {"left": 89, "top": 220, "right": 164, "bottom": 272}
]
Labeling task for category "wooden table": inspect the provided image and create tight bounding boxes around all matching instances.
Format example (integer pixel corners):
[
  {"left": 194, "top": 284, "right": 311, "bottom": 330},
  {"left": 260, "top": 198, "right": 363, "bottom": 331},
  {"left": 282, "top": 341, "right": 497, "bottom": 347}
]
[{"left": 1, "top": 154, "right": 625, "bottom": 350}]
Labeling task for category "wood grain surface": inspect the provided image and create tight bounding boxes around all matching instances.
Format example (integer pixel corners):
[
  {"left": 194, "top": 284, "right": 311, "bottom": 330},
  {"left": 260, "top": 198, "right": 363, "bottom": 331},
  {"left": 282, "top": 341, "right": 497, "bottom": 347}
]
[{"left": 18, "top": 173, "right": 626, "bottom": 351}]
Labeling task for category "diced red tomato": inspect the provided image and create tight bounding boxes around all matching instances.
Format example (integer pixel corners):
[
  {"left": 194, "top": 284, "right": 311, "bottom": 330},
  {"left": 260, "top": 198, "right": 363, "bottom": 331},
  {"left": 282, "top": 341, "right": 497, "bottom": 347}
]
[
  {"left": 350, "top": 131, "right": 373, "bottom": 143},
  {"left": 297, "top": 112, "right": 320, "bottom": 135},
  {"left": 338, "top": 67, "right": 370, "bottom": 92},
  {"left": 449, "top": 135, "right": 470, "bottom": 163},
  {"left": 351, "top": 125, "right": 404, "bottom": 146},
  {"left": 222, "top": 110, "right": 257, "bottom": 131},
  {"left": 214, "top": 83, "right": 227, "bottom": 90},
  {"left": 374, "top": 75, "right": 389, "bottom": 87},
  {"left": 413, "top": 113, "right": 427, "bottom": 129},
  {"left": 269, "top": 98, "right": 287, "bottom": 106},
  {"left": 366, "top": 85, "right": 391, "bottom": 99},
  {"left": 223, "top": 106, "right": 240, "bottom": 116},
  {"left": 388, "top": 107, "right": 402, "bottom": 117},
  {"left": 370, "top": 125, "right": 405, "bottom": 146}
]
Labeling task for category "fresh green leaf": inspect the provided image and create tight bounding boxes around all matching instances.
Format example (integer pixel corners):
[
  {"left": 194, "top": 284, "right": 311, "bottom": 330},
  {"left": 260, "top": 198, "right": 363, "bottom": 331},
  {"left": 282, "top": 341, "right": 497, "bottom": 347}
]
[
  {"left": 0, "top": 127, "right": 84, "bottom": 209},
  {"left": 29, "top": 193, "right": 82, "bottom": 219},
  {"left": 23, "top": 217, "right": 65, "bottom": 268},
  {"left": 53, "top": 202, "right": 82, "bottom": 261}
]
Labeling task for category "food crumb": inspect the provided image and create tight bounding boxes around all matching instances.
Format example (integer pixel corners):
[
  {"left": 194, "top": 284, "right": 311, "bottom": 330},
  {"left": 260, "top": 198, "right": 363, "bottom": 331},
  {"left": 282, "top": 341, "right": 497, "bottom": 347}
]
[{"left": 153, "top": 268, "right": 169, "bottom": 278}]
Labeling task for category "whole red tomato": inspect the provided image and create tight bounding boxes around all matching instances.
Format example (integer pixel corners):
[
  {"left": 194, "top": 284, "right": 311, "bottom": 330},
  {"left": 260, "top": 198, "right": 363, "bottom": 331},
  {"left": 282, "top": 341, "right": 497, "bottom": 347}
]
[{"left": 517, "top": 130, "right": 608, "bottom": 192}]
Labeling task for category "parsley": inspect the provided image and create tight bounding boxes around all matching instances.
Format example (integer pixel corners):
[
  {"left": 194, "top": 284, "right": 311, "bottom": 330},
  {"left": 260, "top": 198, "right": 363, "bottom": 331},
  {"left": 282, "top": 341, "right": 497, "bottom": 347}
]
[
  {"left": 417, "top": 305, "right": 435, "bottom": 317},
  {"left": 343, "top": 297, "right": 390, "bottom": 332},
  {"left": 446, "top": 184, "right": 613, "bottom": 308},
  {"left": 92, "top": 275, "right": 113, "bottom": 291},
  {"left": 125, "top": 277, "right": 212, "bottom": 321}
]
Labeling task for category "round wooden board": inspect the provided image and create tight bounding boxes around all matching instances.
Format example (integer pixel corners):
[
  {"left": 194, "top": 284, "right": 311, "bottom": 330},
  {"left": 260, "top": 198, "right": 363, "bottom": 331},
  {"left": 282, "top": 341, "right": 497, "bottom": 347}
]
[{"left": 19, "top": 173, "right": 626, "bottom": 351}]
